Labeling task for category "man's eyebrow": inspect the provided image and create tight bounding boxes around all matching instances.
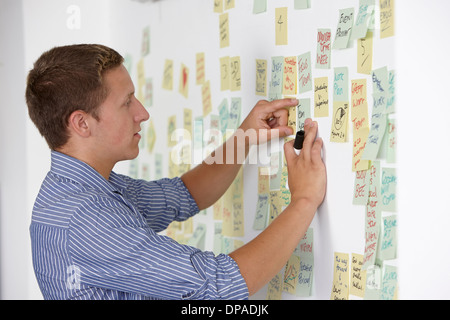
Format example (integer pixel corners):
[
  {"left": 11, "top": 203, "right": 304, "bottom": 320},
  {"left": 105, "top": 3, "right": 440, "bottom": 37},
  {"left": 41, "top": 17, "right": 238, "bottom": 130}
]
[{"left": 123, "top": 91, "right": 135, "bottom": 102}]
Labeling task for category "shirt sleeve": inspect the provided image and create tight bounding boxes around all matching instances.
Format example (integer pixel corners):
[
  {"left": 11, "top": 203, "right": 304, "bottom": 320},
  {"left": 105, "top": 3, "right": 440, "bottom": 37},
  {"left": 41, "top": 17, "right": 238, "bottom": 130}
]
[
  {"left": 119, "top": 175, "right": 200, "bottom": 233},
  {"left": 68, "top": 198, "right": 248, "bottom": 300}
]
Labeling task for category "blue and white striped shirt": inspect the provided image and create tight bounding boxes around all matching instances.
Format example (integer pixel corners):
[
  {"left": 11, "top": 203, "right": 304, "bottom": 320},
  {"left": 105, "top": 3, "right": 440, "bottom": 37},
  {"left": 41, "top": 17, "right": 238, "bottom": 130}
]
[{"left": 30, "top": 151, "right": 248, "bottom": 300}]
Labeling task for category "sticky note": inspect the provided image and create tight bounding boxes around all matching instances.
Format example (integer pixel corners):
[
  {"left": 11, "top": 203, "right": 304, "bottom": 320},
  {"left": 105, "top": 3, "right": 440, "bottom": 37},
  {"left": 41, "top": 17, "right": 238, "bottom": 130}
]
[
  {"left": 253, "top": 193, "right": 269, "bottom": 230},
  {"left": 331, "top": 252, "right": 349, "bottom": 300},
  {"left": 141, "top": 26, "right": 150, "bottom": 57},
  {"left": 229, "top": 97, "right": 241, "bottom": 131},
  {"left": 283, "top": 254, "right": 300, "bottom": 294},
  {"left": 298, "top": 52, "right": 312, "bottom": 94},
  {"left": 333, "top": 67, "right": 349, "bottom": 102},
  {"left": 283, "top": 56, "right": 297, "bottom": 95},
  {"left": 256, "top": 59, "right": 267, "bottom": 96},
  {"left": 295, "top": 228, "right": 314, "bottom": 297},
  {"left": 386, "top": 70, "right": 395, "bottom": 114},
  {"left": 294, "top": 0, "right": 310, "bottom": 10},
  {"left": 179, "top": 63, "right": 189, "bottom": 98},
  {"left": 270, "top": 56, "right": 284, "bottom": 94},
  {"left": 386, "top": 118, "right": 396, "bottom": 163},
  {"left": 351, "top": 79, "right": 370, "bottom": 171},
  {"left": 144, "top": 78, "right": 153, "bottom": 108},
  {"left": 380, "top": 265, "right": 398, "bottom": 300},
  {"left": 381, "top": 167, "right": 397, "bottom": 212},
  {"left": 214, "top": 0, "right": 223, "bottom": 13},
  {"left": 350, "top": 253, "right": 366, "bottom": 298},
  {"left": 196, "top": 52, "right": 205, "bottom": 85},
  {"left": 330, "top": 101, "right": 349, "bottom": 142},
  {"left": 380, "top": 0, "right": 395, "bottom": 39},
  {"left": 352, "top": 0, "right": 375, "bottom": 40},
  {"left": 167, "top": 115, "right": 177, "bottom": 147},
  {"left": 268, "top": 190, "right": 281, "bottom": 224},
  {"left": 316, "top": 29, "right": 331, "bottom": 69},
  {"left": 297, "top": 98, "right": 311, "bottom": 131},
  {"left": 357, "top": 31, "right": 373, "bottom": 75},
  {"left": 230, "top": 56, "right": 241, "bottom": 91},
  {"left": 314, "top": 77, "right": 329, "bottom": 117},
  {"left": 353, "top": 170, "right": 369, "bottom": 205},
  {"left": 364, "top": 265, "right": 381, "bottom": 299},
  {"left": 266, "top": 272, "right": 283, "bottom": 300},
  {"left": 253, "top": 0, "right": 267, "bottom": 14},
  {"left": 202, "top": 80, "right": 212, "bottom": 117},
  {"left": 363, "top": 203, "right": 380, "bottom": 270},
  {"left": 220, "top": 56, "right": 230, "bottom": 91},
  {"left": 162, "top": 59, "right": 173, "bottom": 90},
  {"left": 333, "top": 8, "right": 354, "bottom": 49},
  {"left": 146, "top": 119, "right": 156, "bottom": 153},
  {"left": 380, "top": 215, "right": 397, "bottom": 260},
  {"left": 275, "top": 7, "right": 288, "bottom": 45},
  {"left": 218, "top": 98, "right": 229, "bottom": 136},
  {"left": 219, "top": 13, "right": 230, "bottom": 48}
]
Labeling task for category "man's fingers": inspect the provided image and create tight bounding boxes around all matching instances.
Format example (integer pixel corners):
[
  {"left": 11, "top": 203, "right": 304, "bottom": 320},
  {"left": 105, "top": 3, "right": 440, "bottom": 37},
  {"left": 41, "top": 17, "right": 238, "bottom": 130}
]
[
  {"left": 264, "top": 98, "right": 298, "bottom": 113},
  {"left": 302, "top": 119, "right": 318, "bottom": 162}
]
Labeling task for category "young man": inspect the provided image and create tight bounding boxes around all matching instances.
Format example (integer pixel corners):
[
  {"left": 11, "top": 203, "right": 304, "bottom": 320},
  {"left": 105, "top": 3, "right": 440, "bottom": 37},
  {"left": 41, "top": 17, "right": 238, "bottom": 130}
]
[{"left": 26, "top": 44, "right": 326, "bottom": 300}]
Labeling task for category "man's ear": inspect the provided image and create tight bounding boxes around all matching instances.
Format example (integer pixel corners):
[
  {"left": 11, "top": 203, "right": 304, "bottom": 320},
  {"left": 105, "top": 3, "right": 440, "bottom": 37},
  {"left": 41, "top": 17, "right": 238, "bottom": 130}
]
[{"left": 67, "top": 110, "right": 92, "bottom": 138}]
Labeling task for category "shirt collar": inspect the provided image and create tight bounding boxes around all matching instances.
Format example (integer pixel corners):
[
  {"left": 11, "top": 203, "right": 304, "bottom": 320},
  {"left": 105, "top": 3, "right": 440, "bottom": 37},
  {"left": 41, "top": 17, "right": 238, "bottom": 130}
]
[{"left": 50, "top": 151, "right": 127, "bottom": 195}]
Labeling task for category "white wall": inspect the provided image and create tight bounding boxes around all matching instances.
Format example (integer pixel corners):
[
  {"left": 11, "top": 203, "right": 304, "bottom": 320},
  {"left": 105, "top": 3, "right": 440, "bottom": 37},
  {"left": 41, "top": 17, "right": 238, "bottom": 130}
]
[
  {"left": 396, "top": 0, "right": 450, "bottom": 300},
  {"left": 0, "top": 0, "right": 113, "bottom": 299},
  {"left": 0, "top": 0, "right": 28, "bottom": 300}
]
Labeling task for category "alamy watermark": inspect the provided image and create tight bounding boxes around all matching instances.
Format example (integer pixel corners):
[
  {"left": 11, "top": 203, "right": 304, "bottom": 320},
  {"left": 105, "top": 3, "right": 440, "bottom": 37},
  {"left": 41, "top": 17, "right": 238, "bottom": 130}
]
[{"left": 169, "top": 126, "right": 285, "bottom": 175}]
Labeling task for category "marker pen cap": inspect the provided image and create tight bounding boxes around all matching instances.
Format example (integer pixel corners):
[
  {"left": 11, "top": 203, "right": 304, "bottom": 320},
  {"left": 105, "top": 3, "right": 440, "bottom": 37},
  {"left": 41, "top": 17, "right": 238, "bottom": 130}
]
[{"left": 294, "top": 130, "right": 305, "bottom": 154}]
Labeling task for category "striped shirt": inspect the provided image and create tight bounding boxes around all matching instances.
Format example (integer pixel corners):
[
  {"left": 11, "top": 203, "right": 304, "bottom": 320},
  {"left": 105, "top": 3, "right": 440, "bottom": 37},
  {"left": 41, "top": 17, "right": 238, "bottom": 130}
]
[{"left": 30, "top": 151, "right": 248, "bottom": 300}]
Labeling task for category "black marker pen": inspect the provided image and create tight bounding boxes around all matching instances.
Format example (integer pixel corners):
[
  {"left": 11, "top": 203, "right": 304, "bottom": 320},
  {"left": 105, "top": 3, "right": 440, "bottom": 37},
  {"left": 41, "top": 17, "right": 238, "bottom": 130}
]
[{"left": 294, "top": 130, "right": 305, "bottom": 155}]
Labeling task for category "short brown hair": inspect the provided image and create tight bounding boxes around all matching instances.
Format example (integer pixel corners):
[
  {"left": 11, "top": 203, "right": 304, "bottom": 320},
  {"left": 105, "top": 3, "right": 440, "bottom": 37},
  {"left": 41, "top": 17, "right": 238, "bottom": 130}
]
[{"left": 26, "top": 44, "right": 124, "bottom": 150}]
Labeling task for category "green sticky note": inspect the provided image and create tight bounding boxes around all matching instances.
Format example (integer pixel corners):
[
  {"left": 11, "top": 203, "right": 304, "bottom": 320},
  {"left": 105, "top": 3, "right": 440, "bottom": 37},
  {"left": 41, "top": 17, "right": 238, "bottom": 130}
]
[
  {"left": 381, "top": 167, "right": 397, "bottom": 212},
  {"left": 253, "top": 0, "right": 266, "bottom": 14}
]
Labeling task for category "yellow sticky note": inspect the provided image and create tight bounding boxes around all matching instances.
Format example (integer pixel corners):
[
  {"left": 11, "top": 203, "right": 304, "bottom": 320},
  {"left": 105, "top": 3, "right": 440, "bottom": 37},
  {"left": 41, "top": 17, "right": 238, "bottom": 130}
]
[
  {"left": 357, "top": 31, "right": 373, "bottom": 75},
  {"left": 225, "top": 0, "right": 235, "bottom": 10},
  {"left": 283, "top": 254, "right": 300, "bottom": 294},
  {"left": 287, "top": 105, "right": 297, "bottom": 134},
  {"left": 350, "top": 253, "right": 366, "bottom": 298},
  {"left": 137, "top": 59, "right": 145, "bottom": 103},
  {"left": 331, "top": 252, "right": 349, "bottom": 300},
  {"left": 380, "top": 0, "right": 395, "bottom": 39},
  {"left": 162, "top": 59, "right": 173, "bottom": 90},
  {"left": 283, "top": 56, "right": 297, "bottom": 95},
  {"left": 314, "top": 77, "right": 329, "bottom": 117},
  {"left": 269, "top": 190, "right": 282, "bottom": 225},
  {"left": 196, "top": 52, "right": 205, "bottom": 85},
  {"left": 214, "top": 0, "right": 223, "bottom": 13},
  {"left": 275, "top": 7, "right": 288, "bottom": 45},
  {"left": 179, "top": 63, "right": 189, "bottom": 98},
  {"left": 266, "top": 272, "right": 283, "bottom": 300},
  {"left": 330, "top": 101, "right": 349, "bottom": 142},
  {"left": 220, "top": 56, "right": 230, "bottom": 91},
  {"left": 146, "top": 119, "right": 156, "bottom": 153},
  {"left": 219, "top": 13, "right": 230, "bottom": 48},
  {"left": 258, "top": 167, "right": 270, "bottom": 194},
  {"left": 230, "top": 56, "right": 241, "bottom": 91},
  {"left": 202, "top": 80, "right": 212, "bottom": 117}
]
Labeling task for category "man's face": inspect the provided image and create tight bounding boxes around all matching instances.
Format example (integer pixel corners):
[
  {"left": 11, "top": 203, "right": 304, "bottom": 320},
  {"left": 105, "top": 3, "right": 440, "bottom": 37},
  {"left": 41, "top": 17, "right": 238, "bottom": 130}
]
[{"left": 90, "top": 64, "right": 149, "bottom": 163}]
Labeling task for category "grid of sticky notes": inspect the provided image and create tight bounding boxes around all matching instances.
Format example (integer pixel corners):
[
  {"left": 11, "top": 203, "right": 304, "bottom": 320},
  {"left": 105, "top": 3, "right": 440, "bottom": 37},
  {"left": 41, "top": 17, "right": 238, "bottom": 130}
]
[{"left": 128, "top": 0, "right": 397, "bottom": 300}]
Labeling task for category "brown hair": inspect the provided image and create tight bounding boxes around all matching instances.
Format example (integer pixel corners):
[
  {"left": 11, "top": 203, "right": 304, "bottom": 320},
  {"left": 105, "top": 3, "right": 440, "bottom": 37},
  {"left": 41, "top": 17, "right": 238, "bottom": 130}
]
[{"left": 25, "top": 44, "right": 124, "bottom": 150}]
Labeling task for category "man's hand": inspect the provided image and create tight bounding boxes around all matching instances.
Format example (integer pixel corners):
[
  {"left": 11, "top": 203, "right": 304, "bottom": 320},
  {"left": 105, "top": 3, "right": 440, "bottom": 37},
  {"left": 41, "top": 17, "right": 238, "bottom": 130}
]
[
  {"left": 238, "top": 98, "right": 298, "bottom": 145},
  {"left": 284, "top": 118, "right": 327, "bottom": 209}
]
